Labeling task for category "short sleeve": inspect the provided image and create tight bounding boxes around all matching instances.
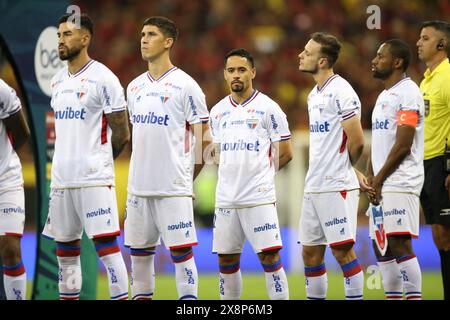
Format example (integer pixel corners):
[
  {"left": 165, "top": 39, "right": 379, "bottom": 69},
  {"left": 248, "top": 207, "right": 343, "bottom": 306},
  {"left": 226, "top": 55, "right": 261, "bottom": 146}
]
[
  {"left": 183, "top": 80, "right": 209, "bottom": 124},
  {"left": 209, "top": 108, "right": 221, "bottom": 144},
  {"left": 335, "top": 84, "right": 361, "bottom": 122},
  {"left": 396, "top": 85, "right": 424, "bottom": 128},
  {"left": 126, "top": 82, "right": 135, "bottom": 119},
  {"left": 98, "top": 72, "right": 127, "bottom": 114},
  {"left": 266, "top": 102, "right": 291, "bottom": 142},
  {"left": 398, "top": 91, "right": 422, "bottom": 113},
  {"left": 0, "top": 80, "right": 21, "bottom": 120}
]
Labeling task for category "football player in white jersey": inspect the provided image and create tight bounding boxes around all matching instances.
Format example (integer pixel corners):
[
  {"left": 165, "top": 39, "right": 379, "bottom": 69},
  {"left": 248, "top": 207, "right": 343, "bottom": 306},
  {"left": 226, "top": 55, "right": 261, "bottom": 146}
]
[
  {"left": 42, "top": 14, "right": 130, "bottom": 300},
  {"left": 368, "top": 39, "right": 424, "bottom": 300},
  {"left": 124, "top": 17, "right": 210, "bottom": 300},
  {"left": 297, "top": 33, "right": 370, "bottom": 300},
  {"left": 209, "top": 48, "right": 293, "bottom": 300},
  {"left": 0, "top": 79, "right": 30, "bottom": 300}
]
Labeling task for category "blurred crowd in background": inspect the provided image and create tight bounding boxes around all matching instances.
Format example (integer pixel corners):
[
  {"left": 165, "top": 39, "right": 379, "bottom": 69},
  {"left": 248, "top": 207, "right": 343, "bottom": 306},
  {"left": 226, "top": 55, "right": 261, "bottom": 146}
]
[{"left": 75, "top": 0, "right": 450, "bottom": 130}]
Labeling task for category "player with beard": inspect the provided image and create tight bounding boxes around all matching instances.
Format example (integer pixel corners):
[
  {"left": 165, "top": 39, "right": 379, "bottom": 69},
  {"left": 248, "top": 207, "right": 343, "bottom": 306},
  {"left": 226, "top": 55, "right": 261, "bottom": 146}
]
[
  {"left": 42, "top": 13, "right": 130, "bottom": 300},
  {"left": 367, "top": 39, "right": 424, "bottom": 300},
  {"left": 297, "top": 33, "right": 370, "bottom": 300}
]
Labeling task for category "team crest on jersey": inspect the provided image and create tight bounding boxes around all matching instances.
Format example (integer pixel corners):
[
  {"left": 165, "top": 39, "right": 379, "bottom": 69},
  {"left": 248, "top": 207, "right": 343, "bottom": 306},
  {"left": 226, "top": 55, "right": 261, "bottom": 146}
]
[
  {"left": 246, "top": 118, "right": 258, "bottom": 129},
  {"left": 160, "top": 91, "right": 171, "bottom": 103},
  {"left": 76, "top": 89, "right": 87, "bottom": 100}
]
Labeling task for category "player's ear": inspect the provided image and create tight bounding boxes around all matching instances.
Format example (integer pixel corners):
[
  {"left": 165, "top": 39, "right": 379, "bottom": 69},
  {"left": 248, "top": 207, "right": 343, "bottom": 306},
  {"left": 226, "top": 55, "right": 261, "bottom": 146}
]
[
  {"left": 393, "top": 57, "right": 404, "bottom": 70},
  {"left": 165, "top": 37, "right": 174, "bottom": 50},
  {"left": 80, "top": 29, "right": 91, "bottom": 46},
  {"left": 251, "top": 67, "right": 256, "bottom": 79},
  {"left": 318, "top": 57, "right": 328, "bottom": 69}
]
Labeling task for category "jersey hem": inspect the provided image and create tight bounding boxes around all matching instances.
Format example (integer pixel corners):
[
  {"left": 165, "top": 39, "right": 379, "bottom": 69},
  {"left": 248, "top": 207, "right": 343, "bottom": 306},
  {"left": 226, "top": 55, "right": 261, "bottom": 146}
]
[
  {"left": 127, "top": 191, "right": 193, "bottom": 198},
  {"left": 214, "top": 201, "right": 276, "bottom": 209},
  {"left": 381, "top": 190, "right": 421, "bottom": 196},
  {"left": 303, "top": 188, "right": 359, "bottom": 194},
  {"left": 50, "top": 183, "right": 116, "bottom": 189}
]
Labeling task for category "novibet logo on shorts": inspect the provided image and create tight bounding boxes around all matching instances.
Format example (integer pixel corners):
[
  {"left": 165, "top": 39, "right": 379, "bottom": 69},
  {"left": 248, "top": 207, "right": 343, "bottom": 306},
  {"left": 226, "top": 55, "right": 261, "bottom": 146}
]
[
  {"left": 253, "top": 223, "right": 277, "bottom": 233},
  {"left": 85, "top": 207, "right": 112, "bottom": 218},
  {"left": 168, "top": 221, "right": 193, "bottom": 231},
  {"left": 2, "top": 207, "right": 25, "bottom": 214}
]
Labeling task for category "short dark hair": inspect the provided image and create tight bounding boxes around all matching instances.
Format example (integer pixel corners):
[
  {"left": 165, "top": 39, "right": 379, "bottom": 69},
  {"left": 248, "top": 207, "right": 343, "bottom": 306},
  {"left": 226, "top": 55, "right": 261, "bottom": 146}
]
[
  {"left": 224, "top": 48, "right": 255, "bottom": 68},
  {"left": 311, "top": 32, "right": 341, "bottom": 68},
  {"left": 143, "top": 16, "right": 178, "bottom": 44},
  {"left": 422, "top": 20, "right": 450, "bottom": 54},
  {"left": 384, "top": 39, "right": 411, "bottom": 72},
  {"left": 421, "top": 20, "right": 450, "bottom": 36},
  {"left": 58, "top": 13, "right": 93, "bottom": 36}
]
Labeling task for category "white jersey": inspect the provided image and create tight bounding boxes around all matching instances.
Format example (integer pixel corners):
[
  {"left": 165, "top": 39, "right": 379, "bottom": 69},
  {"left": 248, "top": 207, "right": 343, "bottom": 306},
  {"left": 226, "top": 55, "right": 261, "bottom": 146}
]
[
  {"left": 305, "top": 75, "right": 361, "bottom": 193},
  {"left": 127, "top": 67, "right": 209, "bottom": 197},
  {"left": 371, "top": 77, "right": 425, "bottom": 195},
  {"left": 0, "top": 79, "right": 23, "bottom": 190},
  {"left": 210, "top": 90, "right": 291, "bottom": 208},
  {"left": 50, "top": 60, "right": 126, "bottom": 188}
]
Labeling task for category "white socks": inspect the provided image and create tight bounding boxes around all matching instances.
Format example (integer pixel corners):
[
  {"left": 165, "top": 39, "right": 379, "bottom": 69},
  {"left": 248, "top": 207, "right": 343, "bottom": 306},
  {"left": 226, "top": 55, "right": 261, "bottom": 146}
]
[
  {"left": 2, "top": 262, "right": 26, "bottom": 300},
  {"left": 304, "top": 263, "right": 327, "bottom": 300},
  {"left": 341, "top": 259, "right": 364, "bottom": 300},
  {"left": 219, "top": 262, "right": 242, "bottom": 300},
  {"left": 130, "top": 248, "right": 155, "bottom": 300},
  {"left": 56, "top": 243, "right": 81, "bottom": 300},
  {"left": 377, "top": 257, "right": 403, "bottom": 299},
  {"left": 171, "top": 250, "right": 198, "bottom": 300},
  {"left": 262, "top": 260, "right": 289, "bottom": 300},
  {"left": 95, "top": 240, "right": 129, "bottom": 300},
  {"left": 397, "top": 254, "right": 422, "bottom": 300}
]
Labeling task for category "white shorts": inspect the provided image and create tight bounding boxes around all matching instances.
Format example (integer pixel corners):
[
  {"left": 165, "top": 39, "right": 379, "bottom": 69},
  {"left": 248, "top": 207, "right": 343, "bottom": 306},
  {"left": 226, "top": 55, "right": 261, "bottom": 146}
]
[
  {"left": 124, "top": 195, "right": 198, "bottom": 250},
  {"left": 212, "top": 203, "right": 283, "bottom": 254},
  {"left": 298, "top": 190, "right": 359, "bottom": 247},
  {"left": 0, "top": 187, "right": 25, "bottom": 237},
  {"left": 369, "top": 192, "right": 419, "bottom": 239},
  {"left": 42, "top": 186, "right": 120, "bottom": 242}
]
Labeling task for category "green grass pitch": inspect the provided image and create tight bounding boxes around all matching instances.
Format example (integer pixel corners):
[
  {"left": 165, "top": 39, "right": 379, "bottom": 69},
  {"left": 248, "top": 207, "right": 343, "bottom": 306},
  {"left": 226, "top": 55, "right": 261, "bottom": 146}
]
[{"left": 94, "top": 271, "right": 443, "bottom": 300}]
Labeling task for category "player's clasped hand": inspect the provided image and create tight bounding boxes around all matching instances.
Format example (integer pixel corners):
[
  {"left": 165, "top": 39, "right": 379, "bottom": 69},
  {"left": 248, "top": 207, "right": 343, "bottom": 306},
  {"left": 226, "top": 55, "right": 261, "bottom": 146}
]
[
  {"left": 369, "top": 175, "right": 383, "bottom": 205},
  {"left": 355, "top": 170, "right": 377, "bottom": 204}
]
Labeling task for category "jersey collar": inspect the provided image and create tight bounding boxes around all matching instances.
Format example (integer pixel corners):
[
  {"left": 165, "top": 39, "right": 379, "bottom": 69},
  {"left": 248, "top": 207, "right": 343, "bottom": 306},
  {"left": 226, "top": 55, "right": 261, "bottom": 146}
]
[
  {"left": 316, "top": 74, "right": 339, "bottom": 93},
  {"left": 387, "top": 77, "right": 410, "bottom": 91},
  {"left": 147, "top": 66, "right": 178, "bottom": 83},
  {"left": 229, "top": 89, "right": 259, "bottom": 108},
  {"left": 424, "top": 58, "right": 449, "bottom": 79},
  {"left": 68, "top": 59, "right": 95, "bottom": 78}
]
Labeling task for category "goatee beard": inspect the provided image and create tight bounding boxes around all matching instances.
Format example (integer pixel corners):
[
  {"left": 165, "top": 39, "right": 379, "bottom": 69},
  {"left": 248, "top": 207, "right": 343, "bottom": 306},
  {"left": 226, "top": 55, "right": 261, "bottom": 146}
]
[{"left": 59, "top": 46, "right": 82, "bottom": 61}]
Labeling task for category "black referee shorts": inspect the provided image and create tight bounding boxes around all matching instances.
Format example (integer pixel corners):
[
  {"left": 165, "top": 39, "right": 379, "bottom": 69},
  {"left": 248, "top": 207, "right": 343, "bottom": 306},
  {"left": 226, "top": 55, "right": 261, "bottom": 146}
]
[{"left": 420, "top": 156, "right": 450, "bottom": 225}]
